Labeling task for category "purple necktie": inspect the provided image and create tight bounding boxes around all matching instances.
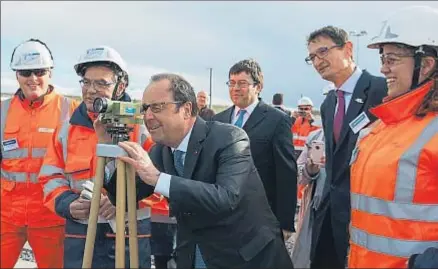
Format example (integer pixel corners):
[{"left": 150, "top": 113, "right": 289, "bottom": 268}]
[{"left": 333, "top": 90, "right": 345, "bottom": 143}]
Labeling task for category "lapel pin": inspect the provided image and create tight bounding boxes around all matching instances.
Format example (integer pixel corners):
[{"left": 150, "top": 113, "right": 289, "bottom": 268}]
[{"left": 355, "top": 98, "right": 364, "bottom": 104}]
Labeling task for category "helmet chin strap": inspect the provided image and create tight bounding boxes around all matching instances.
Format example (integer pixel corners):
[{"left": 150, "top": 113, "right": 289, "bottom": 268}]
[
  {"left": 111, "top": 76, "right": 123, "bottom": 101},
  {"left": 410, "top": 46, "right": 425, "bottom": 91}
]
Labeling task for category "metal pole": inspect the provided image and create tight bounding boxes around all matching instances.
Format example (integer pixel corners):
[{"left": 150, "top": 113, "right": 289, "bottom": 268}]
[
  {"left": 349, "top": 30, "right": 367, "bottom": 66},
  {"left": 209, "top": 68, "right": 213, "bottom": 109}
]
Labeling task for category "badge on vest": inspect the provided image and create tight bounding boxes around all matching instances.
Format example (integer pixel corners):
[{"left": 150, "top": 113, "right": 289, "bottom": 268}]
[
  {"left": 349, "top": 112, "right": 371, "bottom": 134},
  {"left": 2, "top": 138, "right": 19, "bottom": 152},
  {"left": 38, "top": 127, "right": 55, "bottom": 133}
]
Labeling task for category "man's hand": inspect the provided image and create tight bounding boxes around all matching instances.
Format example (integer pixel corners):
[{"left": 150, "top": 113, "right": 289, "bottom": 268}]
[
  {"left": 305, "top": 157, "right": 321, "bottom": 176},
  {"left": 118, "top": 141, "right": 161, "bottom": 186},
  {"left": 70, "top": 197, "right": 91, "bottom": 220},
  {"left": 93, "top": 116, "right": 112, "bottom": 144},
  {"left": 99, "top": 195, "right": 116, "bottom": 220},
  {"left": 282, "top": 229, "right": 293, "bottom": 241}
]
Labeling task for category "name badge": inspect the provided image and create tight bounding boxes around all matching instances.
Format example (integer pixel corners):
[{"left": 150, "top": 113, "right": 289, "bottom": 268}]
[
  {"left": 349, "top": 112, "right": 371, "bottom": 134},
  {"left": 2, "top": 138, "right": 19, "bottom": 152},
  {"left": 38, "top": 127, "right": 55, "bottom": 133}
]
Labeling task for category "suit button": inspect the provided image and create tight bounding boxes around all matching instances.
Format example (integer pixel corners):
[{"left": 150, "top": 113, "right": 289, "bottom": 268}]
[{"left": 331, "top": 184, "right": 335, "bottom": 190}]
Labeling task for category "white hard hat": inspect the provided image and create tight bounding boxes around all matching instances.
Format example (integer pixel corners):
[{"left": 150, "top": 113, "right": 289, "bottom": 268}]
[
  {"left": 74, "top": 45, "right": 129, "bottom": 86},
  {"left": 368, "top": 5, "right": 438, "bottom": 50},
  {"left": 298, "top": 96, "right": 314, "bottom": 107},
  {"left": 10, "top": 39, "right": 54, "bottom": 71}
]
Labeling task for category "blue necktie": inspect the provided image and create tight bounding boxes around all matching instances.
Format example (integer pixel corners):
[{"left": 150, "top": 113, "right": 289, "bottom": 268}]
[
  {"left": 173, "top": 150, "right": 185, "bottom": 176},
  {"left": 234, "top": 109, "right": 246, "bottom": 128},
  {"left": 173, "top": 150, "right": 207, "bottom": 268}
]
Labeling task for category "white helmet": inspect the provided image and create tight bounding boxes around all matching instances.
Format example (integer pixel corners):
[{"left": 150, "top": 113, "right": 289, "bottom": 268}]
[
  {"left": 10, "top": 39, "right": 54, "bottom": 71},
  {"left": 298, "top": 96, "right": 313, "bottom": 107},
  {"left": 74, "top": 45, "right": 129, "bottom": 86},
  {"left": 368, "top": 5, "right": 438, "bottom": 50}
]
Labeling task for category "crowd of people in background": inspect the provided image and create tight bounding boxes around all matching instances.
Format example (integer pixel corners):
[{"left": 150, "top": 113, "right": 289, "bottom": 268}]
[{"left": 1, "top": 5, "right": 437, "bottom": 269}]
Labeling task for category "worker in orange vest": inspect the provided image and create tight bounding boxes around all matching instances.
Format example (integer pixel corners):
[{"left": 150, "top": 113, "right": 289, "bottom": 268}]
[
  {"left": 291, "top": 96, "right": 320, "bottom": 159},
  {"left": 38, "top": 45, "right": 152, "bottom": 268},
  {"left": 292, "top": 96, "right": 320, "bottom": 200},
  {"left": 0, "top": 39, "right": 79, "bottom": 268},
  {"left": 348, "top": 6, "right": 438, "bottom": 268}
]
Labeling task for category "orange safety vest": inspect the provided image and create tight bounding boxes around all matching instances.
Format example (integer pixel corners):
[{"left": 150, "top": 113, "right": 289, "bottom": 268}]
[
  {"left": 292, "top": 117, "right": 320, "bottom": 151},
  {"left": 39, "top": 105, "right": 151, "bottom": 216},
  {"left": 1, "top": 87, "right": 79, "bottom": 227},
  {"left": 348, "top": 81, "right": 438, "bottom": 268}
]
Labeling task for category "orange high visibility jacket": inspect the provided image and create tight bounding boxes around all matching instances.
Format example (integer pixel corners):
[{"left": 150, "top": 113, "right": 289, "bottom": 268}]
[
  {"left": 292, "top": 117, "right": 320, "bottom": 151},
  {"left": 348, "top": 81, "right": 438, "bottom": 268},
  {"left": 1, "top": 87, "right": 79, "bottom": 227},
  {"left": 38, "top": 100, "right": 152, "bottom": 221}
]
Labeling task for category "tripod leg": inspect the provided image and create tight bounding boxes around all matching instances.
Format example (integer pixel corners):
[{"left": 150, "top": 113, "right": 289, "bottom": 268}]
[
  {"left": 82, "top": 157, "right": 106, "bottom": 268},
  {"left": 116, "top": 159, "right": 126, "bottom": 268},
  {"left": 127, "top": 163, "right": 139, "bottom": 268}
]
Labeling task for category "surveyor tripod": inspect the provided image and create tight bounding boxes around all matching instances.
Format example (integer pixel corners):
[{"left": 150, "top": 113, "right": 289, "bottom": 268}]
[{"left": 82, "top": 125, "right": 139, "bottom": 268}]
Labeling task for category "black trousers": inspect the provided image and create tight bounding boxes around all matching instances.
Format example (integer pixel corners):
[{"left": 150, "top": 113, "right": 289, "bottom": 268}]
[{"left": 310, "top": 210, "right": 344, "bottom": 269}]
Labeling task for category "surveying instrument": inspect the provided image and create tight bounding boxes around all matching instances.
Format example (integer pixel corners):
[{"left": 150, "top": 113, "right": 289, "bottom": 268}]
[{"left": 82, "top": 97, "right": 144, "bottom": 268}]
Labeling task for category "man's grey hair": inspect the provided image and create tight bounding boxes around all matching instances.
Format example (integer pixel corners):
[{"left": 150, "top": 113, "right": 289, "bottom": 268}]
[{"left": 149, "top": 73, "right": 198, "bottom": 116}]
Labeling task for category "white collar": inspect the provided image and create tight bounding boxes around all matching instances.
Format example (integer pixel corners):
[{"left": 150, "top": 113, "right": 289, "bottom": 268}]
[
  {"left": 338, "top": 67, "right": 362, "bottom": 94},
  {"left": 171, "top": 125, "right": 194, "bottom": 153},
  {"left": 233, "top": 98, "right": 259, "bottom": 119}
]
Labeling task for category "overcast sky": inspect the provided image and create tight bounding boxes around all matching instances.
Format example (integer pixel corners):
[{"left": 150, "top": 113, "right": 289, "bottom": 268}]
[{"left": 2, "top": 1, "right": 437, "bottom": 108}]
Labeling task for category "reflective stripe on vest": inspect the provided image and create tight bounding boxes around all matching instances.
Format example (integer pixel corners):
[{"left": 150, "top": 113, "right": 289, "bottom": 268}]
[
  {"left": 351, "top": 193, "right": 438, "bottom": 222},
  {"left": 351, "top": 116, "right": 438, "bottom": 257},
  {"left": 1, "top": 96, "right": 72, "bottom": 183},
  {"left": 293, "top": 134, "right": 309, "bottom": 141},
  {"left": 0, "top": 99, "right": 12, "bottom": 144},
  {"left": 139, "top": 124, "right": 148, "bottom": 146},
  {"left": 395, "top": 116, "right": 438, "bottom": 202},
  {"left": 1, "top": 170, "right": 39, "bottom": 183},
  {"left": 351, "top": 227, "right": 438, "bottom": 258},
  {"left": 41, "top": 122, "right": 71, "bottom": 197}
]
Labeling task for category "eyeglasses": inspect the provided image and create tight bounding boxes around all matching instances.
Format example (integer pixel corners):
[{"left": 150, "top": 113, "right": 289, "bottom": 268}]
[
  {"left": 380, "top": 53, "right": 414, "bottom": 67},
  {"left": 79, "top": 79, "right": 115, "bottom": 91},
  {"left": 142, "top": 101, "right": 183, "bottom": 113},
  {"left": 299, "top": 107, "right": 312, "bottom": 111},
  {"left": 226, "top": 80, "right": 255, "bottom": 89},
  {"left": 305, "top": 45, "right": 342, "bottom": 65},
  {"left": 17, "top": 69, "right": 49, "bottom": 77}
]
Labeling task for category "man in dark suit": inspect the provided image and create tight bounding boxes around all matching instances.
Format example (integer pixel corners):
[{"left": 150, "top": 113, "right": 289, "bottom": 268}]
[
  {"left": 102, "top": 73, "right": 293, "bottom": 269},
  {"left": 304, "top": 26, "right": 387, "bottom": 268},
  {"left": 213, "top": 59, "right": 297, "bottom": 241},
  {"left": 272, "top": 93, "right": 292, "bottom": 116},
  {"left": 196, "top": 90, "right": 215, "bottom": 121}
]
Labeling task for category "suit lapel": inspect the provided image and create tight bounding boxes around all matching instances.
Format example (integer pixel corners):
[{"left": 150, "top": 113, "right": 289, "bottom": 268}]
[
  {"left": 220, "top": 106, "right": 234, "bottom": 124},
  {"left": 325, "top": 91, "right": 337, "bottom": 156},
  {"left": 335, "top": 71, "right": 371, "bottom": 152},
  {"left": 183, "top": 117, "right": 207, "bottom": 179},
  {"left": 243, "top": 100, "right": 267, "bottom": 133},
  {"left": 162, "top": 146, "right": 178, "bottom": 176}
]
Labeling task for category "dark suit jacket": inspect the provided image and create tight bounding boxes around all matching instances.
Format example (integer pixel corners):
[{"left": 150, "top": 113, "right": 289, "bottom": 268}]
[
  {"left": 108, "top": 117, "right": 293, "bottom": 269},
  {"left": 274, "top": 105, "right": 292, "bottom": 117},
  {"left": 213, "top": 100, "right": 298, "bottom": 232},
  {"left": 198, "top": 106, "right": 216, "bottom": 121},
  {"left": 311, "top": 70, "right": 387, "bottom": 264}
]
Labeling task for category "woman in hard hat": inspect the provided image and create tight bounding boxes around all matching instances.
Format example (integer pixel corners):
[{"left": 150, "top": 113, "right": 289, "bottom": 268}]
[
  {"left": 1, "top": 39, "right": 79, "bottom": 268},
  {"left": 348, "top": 6, "right": 438, "bottom": 268}
]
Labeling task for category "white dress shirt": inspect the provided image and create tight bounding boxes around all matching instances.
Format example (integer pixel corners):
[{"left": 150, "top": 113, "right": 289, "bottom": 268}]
[
  {"left": 154, "top": 126, "right": 194, "bottom": 197},
  {"left": 231, "top": 99, "right": 259, "bottom": 126},
  {"left": 331, "top": 67, "right": 363, "bottom": 115}
]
